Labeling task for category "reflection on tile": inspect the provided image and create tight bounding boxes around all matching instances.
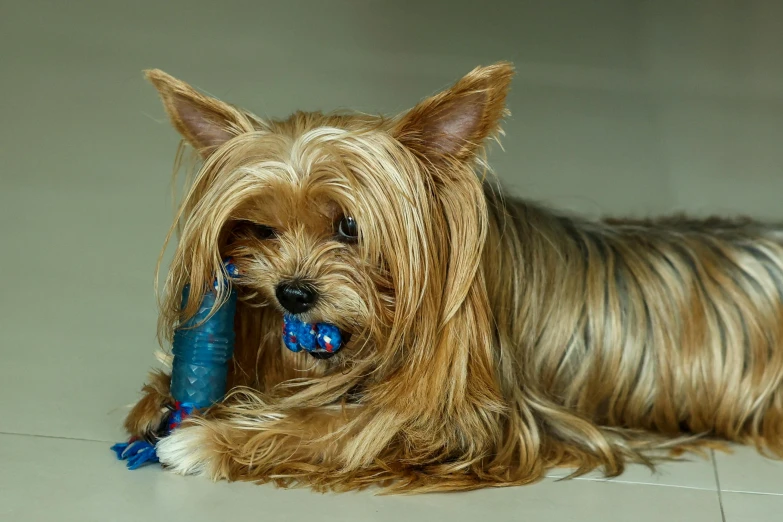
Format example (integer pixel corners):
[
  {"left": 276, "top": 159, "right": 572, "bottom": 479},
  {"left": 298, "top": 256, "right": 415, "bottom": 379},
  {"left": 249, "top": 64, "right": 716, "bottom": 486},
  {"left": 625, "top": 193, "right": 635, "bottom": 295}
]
[
  {"left": 547, "top": 452, "right": 717, "bottom": 490},
  {"left": 715, "top": 445, "right": 783, "bottom": 495},
  {"left": 0, "top": 433, "right": 724, "bottom": 522},
  {"left": 722, "top": 491, "right": 783, "bottom": 522}
]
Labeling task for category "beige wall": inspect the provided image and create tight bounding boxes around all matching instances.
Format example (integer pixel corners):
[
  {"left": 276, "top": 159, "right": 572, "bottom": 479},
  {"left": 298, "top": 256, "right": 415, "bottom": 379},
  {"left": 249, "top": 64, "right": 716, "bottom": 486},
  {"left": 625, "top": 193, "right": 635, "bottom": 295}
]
[{"left": 1, "top": 1, "right": 782, "bottom": 439}]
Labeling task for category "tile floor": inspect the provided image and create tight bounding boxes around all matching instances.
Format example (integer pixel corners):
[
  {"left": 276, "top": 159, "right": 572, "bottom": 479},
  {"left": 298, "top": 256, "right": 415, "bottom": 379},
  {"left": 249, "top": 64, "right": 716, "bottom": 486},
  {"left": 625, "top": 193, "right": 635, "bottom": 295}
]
[{"left": 2, "top": 1, "right": 783, "bottom": 520}]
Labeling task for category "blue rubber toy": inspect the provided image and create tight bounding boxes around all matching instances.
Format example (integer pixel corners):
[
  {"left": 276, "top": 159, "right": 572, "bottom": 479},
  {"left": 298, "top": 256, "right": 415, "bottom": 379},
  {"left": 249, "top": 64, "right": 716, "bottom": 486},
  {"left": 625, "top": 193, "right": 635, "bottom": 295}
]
[
  {"left": 169, "top": 265, "right": 239, "bottom": 409},
  {"left": 112, "top": 258, "right": 240, "bottom": 469},
  {"left": 283, "top": 315, "right": 343, "bottom": 354},
  {"left": 112, "top": 258, "right": 345, "bottom": 469}
]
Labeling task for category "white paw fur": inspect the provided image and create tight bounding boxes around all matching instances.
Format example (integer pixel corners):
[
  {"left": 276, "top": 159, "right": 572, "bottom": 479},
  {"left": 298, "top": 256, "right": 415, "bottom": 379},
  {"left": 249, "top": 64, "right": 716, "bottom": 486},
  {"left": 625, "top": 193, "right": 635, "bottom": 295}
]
[{"left": 156, "top": 425, "right": 217, "bottom": 477}]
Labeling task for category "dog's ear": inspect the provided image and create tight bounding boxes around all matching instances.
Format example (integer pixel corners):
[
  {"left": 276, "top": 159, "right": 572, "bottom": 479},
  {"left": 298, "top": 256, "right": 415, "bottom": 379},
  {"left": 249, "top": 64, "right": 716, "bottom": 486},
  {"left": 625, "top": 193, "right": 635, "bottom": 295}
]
[
  {"left": 145, "top": 69, "right": 256, "bottom": 158},
  {"left": 393, "top": 62, "right": 514, "bottom": 163}
]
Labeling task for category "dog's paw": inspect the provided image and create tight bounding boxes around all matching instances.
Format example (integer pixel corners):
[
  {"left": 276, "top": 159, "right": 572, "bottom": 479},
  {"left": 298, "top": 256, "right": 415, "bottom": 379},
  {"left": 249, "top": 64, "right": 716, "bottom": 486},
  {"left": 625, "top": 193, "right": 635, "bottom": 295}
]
[
  {"left": 124, "top": 371, "right": 172, "bottom": 440},
  {"left": 156, "top": 424, "right": 223, "bottom": 478}
]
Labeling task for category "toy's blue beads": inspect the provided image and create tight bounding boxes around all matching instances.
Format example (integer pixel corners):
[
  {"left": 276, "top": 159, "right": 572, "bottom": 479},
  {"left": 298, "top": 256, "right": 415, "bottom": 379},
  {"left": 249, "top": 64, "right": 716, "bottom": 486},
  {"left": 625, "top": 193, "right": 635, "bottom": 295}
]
[
  {"left": 316, "top": 323, "right": 342, "bottom": 353},
  {"left": 282, "top": 315, "right": 342, "bottom": 353},
  {"left": 282, "top": 314, "right": 317, "bottom": 352},
  {"left": 283, "top": 315, "right": 303, "bottom": 352},
  {"left": 224, "top": 258, "right": 241, "bottom": 279},
  {"left": 213, "top": 257, "right": 241, "bottom": 289},
  {"left": 295, "top": 317, "right": 317, "bottom": 351}
]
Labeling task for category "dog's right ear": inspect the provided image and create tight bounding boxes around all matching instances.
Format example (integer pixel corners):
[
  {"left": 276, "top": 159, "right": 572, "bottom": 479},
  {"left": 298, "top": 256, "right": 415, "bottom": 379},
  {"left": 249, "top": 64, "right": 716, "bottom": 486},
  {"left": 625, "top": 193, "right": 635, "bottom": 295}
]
[
  {"left": 145, "top": 69, "right": 256, "bottom": 158},
  {"left": 393, "top": 62, "right": 514, "bottom": 165}
]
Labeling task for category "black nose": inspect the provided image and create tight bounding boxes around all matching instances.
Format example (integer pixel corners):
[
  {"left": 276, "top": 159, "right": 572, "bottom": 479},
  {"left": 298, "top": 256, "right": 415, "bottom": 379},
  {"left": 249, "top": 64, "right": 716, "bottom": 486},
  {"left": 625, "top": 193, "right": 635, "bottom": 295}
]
[{"left": 275, "top": 282, "right": 317, "bottom": 314}]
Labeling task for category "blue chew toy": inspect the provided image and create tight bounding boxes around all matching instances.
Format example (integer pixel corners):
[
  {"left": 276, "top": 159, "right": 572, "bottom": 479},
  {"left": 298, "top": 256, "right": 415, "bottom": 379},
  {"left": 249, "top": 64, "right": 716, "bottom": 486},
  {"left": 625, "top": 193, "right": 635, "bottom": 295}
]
[
  {"left": 283, "top": 315, "right": 343, "bottom": 354},
  {"left": 112, "top": 259, "right": 345, "bottom": 469},
  {"left": 169, "top": 264, "right": 239, "bottom": 409},
  {"left": 112, "top": 258, "right": 240, "bottom": 469}
]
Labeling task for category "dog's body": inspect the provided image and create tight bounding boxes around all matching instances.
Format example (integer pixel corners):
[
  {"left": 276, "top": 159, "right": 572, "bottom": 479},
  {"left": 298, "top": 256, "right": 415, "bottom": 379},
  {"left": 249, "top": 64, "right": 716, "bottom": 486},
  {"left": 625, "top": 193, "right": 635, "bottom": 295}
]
[{"left": 125, "top": 63, "right": 783, "bottom": 492}]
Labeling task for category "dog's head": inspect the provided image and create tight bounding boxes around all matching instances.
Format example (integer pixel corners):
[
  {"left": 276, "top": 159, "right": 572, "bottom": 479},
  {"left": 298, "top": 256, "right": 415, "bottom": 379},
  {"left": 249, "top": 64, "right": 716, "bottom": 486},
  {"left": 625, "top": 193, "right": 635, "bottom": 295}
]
[{"left": 150, "top": 64, "right": 513, "bottom": 374}]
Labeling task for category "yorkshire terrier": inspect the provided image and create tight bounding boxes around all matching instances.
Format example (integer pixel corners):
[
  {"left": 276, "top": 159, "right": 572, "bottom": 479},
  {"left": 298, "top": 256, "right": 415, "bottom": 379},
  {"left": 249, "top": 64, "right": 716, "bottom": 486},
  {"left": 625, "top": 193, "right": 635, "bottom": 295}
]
[{"left": 125, "top": 62, "right": 783, "bottom": 493}]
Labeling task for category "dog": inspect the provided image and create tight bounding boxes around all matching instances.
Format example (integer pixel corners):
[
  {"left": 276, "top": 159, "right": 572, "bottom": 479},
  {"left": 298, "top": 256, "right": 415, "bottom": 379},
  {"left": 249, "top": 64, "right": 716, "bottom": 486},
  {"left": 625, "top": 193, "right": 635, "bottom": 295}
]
[{"left": 124, "top": 62, "right": 783, "bottom": 493}]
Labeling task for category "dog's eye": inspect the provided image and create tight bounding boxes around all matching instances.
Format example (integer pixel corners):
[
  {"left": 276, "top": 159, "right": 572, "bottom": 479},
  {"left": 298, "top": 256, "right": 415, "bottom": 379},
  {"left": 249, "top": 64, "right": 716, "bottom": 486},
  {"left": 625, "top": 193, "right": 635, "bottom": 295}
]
[
  {"left": 337, "top": 215, "right": 358, "bottom": 242},
  {"left": 250, "top": 224, "right": 276, "bottom": 240}
]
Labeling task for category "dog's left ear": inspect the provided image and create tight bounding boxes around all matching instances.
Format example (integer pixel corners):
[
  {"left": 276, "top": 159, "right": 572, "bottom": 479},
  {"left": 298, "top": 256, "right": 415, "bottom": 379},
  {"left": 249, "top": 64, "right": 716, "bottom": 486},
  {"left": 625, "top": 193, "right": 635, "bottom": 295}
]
[
  {"left": 393, "top": 62, "right": 514, "bottom": 163},
  {"left": 145, "top": 69, "right": 257, "bottom": 158}
]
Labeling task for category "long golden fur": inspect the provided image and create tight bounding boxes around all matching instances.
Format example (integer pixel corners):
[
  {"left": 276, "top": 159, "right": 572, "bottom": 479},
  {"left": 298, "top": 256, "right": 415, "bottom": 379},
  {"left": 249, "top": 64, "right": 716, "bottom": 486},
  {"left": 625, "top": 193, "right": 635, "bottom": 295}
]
[{"left": 125, "top": 62, "right": 783, "bottom": 493}]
